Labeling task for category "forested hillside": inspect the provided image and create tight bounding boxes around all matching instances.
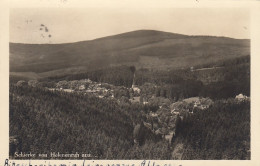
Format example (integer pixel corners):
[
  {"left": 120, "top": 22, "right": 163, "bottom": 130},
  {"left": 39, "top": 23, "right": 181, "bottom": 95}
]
[
  {"left": 35, "top": 56, "right": 250, "bottom": 101},
  {"left": 9, "top": 84, "right": 171, "bottom": 159},
  {"left": 173, "top": 99, "right": 250, "bottom": 159}
]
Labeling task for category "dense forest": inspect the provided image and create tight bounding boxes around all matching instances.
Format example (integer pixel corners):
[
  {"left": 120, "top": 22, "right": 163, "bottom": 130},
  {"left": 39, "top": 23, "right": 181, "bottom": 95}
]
[
  {"left": 9, "top": 85, "right": 171, "bottom": 159},
  {"left": 9, "top": 83, "right": 250, "bottom": 159},
  {"left": 173, "top": 99, "right": 250, "bottom": 159},
  {"left": 40, "top": 66, "right": 135, "bottom": 88}
]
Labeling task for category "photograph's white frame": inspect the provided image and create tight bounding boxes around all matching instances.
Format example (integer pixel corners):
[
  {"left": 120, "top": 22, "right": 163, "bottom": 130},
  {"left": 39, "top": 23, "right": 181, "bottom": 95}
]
[{"left": 1, "top": 0, "right": 260, "bottom": 166}]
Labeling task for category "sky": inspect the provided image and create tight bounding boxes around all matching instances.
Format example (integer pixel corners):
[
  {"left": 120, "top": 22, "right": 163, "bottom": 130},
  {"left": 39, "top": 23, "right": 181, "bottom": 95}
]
[{"left": 10, "top": 8, "right": 250, "bottom": 44}]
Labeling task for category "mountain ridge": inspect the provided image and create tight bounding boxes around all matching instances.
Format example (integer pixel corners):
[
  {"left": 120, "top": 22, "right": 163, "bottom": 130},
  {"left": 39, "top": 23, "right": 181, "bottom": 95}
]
[
  {"left": 10, "top": 29, "right": 249, "bottom": 45},
  {"left": 10, "top": 30, "right": 250, "bottom": 75}
]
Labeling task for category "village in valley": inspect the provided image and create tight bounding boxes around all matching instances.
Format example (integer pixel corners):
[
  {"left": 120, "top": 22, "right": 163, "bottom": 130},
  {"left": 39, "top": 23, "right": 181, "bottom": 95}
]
[{"left": 16, "top": 76, "right": 250, "bottom": 145}]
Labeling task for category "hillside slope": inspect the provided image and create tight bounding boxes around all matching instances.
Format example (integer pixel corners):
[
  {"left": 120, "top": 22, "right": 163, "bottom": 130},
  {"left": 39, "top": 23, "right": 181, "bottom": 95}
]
[
  {"left": 10, "top": 30, "right": 250, "bottom": 74},
  {"left": 9, "top": 84, "right": 171, "bottom": 159}
]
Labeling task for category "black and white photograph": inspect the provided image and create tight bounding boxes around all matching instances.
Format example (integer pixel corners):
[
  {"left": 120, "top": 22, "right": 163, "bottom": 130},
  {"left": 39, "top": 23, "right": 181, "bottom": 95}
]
[{"left": 8, "top": 6, "right": 251, "bottom": 160}]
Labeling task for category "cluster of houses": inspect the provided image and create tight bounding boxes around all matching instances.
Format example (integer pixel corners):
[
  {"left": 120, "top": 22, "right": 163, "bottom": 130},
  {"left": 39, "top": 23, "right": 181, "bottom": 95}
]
[
  {"left": 85, "top": 82, "right": 114, "bottom": 99},
  {"left": 141, "top": 97, "right": 214, "bottom": 144},
  {"left": 16, "top": 77, "right": 250, "bottom": 147},
  {"left": 50, "top": 79, "right": 115, "bottom": 99},
  {"left": 170, "top": 97, "right": 213, "bottom": 115},
  {"left": 145, "top": 108, "right": 177, "bottom": 144},
  {"left": 46, "top": 78, "right": 147, "bottom": 102}
]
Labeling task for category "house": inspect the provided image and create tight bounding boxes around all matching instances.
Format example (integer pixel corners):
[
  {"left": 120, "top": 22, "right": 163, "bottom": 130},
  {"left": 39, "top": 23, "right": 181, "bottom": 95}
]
[
  {"left": 194, "top": 100, "right": 201, "bottom": 108},
  {"left": 85, "top": 79, "right": 92, "bottom": 83},
  {"left": 173, "top": 111, "right": 180, "bottom": 115},
  {"left": 48, "top": 88, "right": 56, "bottom": 91},
  {"left": 143, "top": 101, "right": 148, "bottom": 105},
  {"left": 190, "top": 66, "right": 194, "bottom": 72},
  {"left": 131, "top": 85, "right": 141, "bottom": 93},
  {"left": 150, "top": 112, "right": 158, "bottom": 118},
  {"left": 16, "top": 80, "right": 27, "bottom": 86},
  {"left": 63, "top": 89, "right": 74, "bottom": 93},
  {"left": 79, "top": 85, "right": 85, "bottom": 90},
  {"left": 165, "top": 131, "right": 174, "bottom": 144},
  {"left": 235, "top": 94, "right": 249, "bottom": 101},
  {"left": 155, "top": 129, "right": 162, "bottom": 136}
]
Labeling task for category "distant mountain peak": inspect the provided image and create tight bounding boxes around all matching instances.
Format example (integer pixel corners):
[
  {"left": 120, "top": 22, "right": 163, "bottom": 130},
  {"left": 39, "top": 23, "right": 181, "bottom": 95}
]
[
  {"left": 102, "top": 29, "right": 186, "bottom": 39},
  {"left": 10, "top": 29, "right": 250, "bottom": 74}
]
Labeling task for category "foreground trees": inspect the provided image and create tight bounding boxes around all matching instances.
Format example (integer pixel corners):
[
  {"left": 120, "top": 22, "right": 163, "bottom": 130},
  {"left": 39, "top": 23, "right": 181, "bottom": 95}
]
[
  {"left": 173, "top": 99, "right": 250, "bottom": 159},
  {"left": 9, "top": 85, "right": 170, "bottom": 159}
]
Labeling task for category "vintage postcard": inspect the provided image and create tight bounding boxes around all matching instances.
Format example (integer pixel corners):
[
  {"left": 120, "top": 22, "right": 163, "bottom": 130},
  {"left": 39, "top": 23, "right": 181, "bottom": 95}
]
[{"left": 1, "top": 0, "right": 260, "bottom": 166}]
